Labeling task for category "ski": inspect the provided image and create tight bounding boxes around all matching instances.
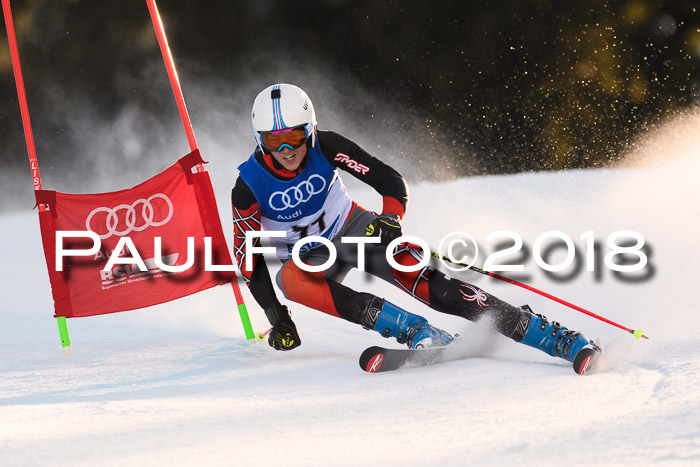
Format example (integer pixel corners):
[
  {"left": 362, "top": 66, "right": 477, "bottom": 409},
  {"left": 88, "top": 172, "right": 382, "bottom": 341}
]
[
  {"left": 573, "top": 338, "right": 602, "bottom": 375},
  {"left": 359, "top": 338, "right": 603, "bottom": 374},
  {"left": 359, "top": 343, "right": 454, "bottom": 373}
]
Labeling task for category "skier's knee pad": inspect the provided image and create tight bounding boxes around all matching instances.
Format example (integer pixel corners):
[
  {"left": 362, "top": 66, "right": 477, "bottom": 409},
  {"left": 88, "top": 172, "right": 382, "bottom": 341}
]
[
  {"left": 390, "top": 245, "right": 431, "bottom": 302},
  {"left": 276, "top": 260, "right": 338, "bottom": 316},
  {"left": 276, "top": 260, "right": 378, "bottom": 325}
]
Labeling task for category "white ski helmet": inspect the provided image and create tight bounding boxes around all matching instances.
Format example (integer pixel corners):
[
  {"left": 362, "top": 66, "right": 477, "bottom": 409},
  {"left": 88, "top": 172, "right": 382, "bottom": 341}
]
[{"left": 251, "top": 83, "right": 317, "bottom": 152}]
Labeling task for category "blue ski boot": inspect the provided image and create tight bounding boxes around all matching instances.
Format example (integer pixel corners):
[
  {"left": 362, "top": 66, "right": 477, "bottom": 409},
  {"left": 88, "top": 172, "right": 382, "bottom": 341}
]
[
  {"left": 363, "top": 299, "right": 453, "bottom": 349},
  {"left": 519, "top": 306, "right": 601, "bottom": 374}
]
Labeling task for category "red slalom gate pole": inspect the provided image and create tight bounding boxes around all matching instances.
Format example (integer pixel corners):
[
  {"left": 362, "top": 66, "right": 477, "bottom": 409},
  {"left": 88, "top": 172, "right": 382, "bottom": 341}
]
[
  {"left": 145, "top": 0, "right": 199, "bottom": 156},
  {"left": 145, "top": 0, "right": 257, "bottom": 343},
  {"left": 2, "top": 0, "right": 42, "bottom": 196},
  {"left": 3, "top": 0, "right": 72, "bottom": 350}
]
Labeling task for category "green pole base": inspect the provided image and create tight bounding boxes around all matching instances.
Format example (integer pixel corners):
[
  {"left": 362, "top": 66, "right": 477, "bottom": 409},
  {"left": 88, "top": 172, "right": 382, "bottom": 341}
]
[
  {"left": 237, "top": 304, "right": 256, "bottom": 342},
  {"left": 56, "top": 316, "right": 72, "bottom": 354}
]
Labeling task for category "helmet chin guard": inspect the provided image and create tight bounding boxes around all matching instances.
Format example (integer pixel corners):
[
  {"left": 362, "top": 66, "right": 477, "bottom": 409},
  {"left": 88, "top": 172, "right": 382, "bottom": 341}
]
[{"left": 251, "top": 84, "right": 317, "bottom": 152}]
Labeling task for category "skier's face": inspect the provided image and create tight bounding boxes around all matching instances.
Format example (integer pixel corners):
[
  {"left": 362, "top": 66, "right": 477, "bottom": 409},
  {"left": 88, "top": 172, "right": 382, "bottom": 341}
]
[{"left": 270, "top": 143, "right": 307, "bottom": 171}]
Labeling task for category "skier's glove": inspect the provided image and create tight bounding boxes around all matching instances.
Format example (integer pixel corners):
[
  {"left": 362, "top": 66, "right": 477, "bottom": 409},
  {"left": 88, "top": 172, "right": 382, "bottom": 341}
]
[
  {"left": 264, "top": 303, "right": 301, "bottom": 351},
  {"left": 366, "top": 213, "right": 402, "bottom": 246}
]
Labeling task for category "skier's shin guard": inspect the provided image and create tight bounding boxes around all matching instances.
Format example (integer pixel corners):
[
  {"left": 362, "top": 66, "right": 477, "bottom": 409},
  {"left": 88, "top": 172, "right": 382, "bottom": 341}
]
[{"left": 427, "top": 270, "right": 529, "bottom": 341}]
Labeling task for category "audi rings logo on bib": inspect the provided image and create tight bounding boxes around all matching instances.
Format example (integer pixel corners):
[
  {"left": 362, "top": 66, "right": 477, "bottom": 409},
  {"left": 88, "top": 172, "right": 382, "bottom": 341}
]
[
  {"left": 85, "top": 193, "right": 174, "bottom": 239},
  {"left": 269, "top": 174, "right": 326, "bottom": 211}
]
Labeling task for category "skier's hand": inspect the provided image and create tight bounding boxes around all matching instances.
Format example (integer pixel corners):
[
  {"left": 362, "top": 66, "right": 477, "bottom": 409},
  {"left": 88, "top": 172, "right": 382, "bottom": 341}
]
[
  {"left": 269, "top": 319, "right": 301, "bottom": 351},
  {"left": 366, "top": 213, "right": 402, "bottom": 246},
  {"left": 264, "top": 304, "right": 301, "bottom": 351}
]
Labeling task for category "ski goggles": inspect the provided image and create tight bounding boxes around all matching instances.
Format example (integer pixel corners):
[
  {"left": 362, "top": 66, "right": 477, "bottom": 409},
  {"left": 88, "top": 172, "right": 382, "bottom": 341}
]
[{"left": 260, "top": 126, "right": 308, "bottom": 152}]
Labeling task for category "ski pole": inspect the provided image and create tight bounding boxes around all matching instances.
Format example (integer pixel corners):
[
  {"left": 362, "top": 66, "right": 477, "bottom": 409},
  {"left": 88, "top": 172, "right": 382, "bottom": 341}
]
[
  {"left": 256, "top": 327, "right": 272, "bottom": 342},
  {"left": 430, "top": 251, "right": 649, "bottom": 340}
]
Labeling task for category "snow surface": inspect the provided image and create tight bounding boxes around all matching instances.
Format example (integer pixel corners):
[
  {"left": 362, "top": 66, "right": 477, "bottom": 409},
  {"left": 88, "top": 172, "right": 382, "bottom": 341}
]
[{"left": 1, "top": 114, "right": 699, "bottom": 466}]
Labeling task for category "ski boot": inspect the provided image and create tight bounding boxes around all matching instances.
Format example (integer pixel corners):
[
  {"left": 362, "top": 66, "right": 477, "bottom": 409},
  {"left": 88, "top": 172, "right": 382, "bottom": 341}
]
[
  {"left": 363, "top": 299, "right": 454, "bottom": 349},
  {"left": 518, "top": 306, "right": 601, "bottom": 375}
]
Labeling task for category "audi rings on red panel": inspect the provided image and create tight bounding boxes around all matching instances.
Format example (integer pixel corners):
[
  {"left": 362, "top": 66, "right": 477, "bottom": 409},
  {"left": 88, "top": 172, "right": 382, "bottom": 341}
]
[{"left": 85, "top": 193, "right": 174, "bottom": 239}]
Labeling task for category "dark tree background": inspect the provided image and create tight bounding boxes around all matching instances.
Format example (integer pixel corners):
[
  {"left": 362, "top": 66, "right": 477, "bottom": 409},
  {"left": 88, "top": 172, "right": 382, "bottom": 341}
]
[{"left": 1, "top": 0, "right": 698, "bottom": 209}]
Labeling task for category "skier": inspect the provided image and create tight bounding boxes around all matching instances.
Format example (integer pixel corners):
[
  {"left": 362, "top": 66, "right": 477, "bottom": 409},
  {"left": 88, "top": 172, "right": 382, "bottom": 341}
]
[{"left": 231, "top": 83, "right": 600, "bottom": 374}]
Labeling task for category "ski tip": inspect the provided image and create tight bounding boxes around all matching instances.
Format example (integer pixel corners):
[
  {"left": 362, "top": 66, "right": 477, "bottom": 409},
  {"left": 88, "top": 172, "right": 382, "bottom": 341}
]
[
  {"left": 365, "top": 353, "right": 385, "bottom": 373},
  {"left": 573, "top": 348, "right": 598, "bottom": 375},
  {"left": 573, "top": 340, "right": 603, "bottom": 376},
  {"left": 359, "top": 346, "right": 386, "bottom": 373}
]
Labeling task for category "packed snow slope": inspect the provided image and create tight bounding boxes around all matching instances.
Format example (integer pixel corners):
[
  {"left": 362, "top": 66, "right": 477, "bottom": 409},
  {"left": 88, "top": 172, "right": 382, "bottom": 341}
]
[{"left": 1, "top": 114, "right": 699, "bottom": 466}]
